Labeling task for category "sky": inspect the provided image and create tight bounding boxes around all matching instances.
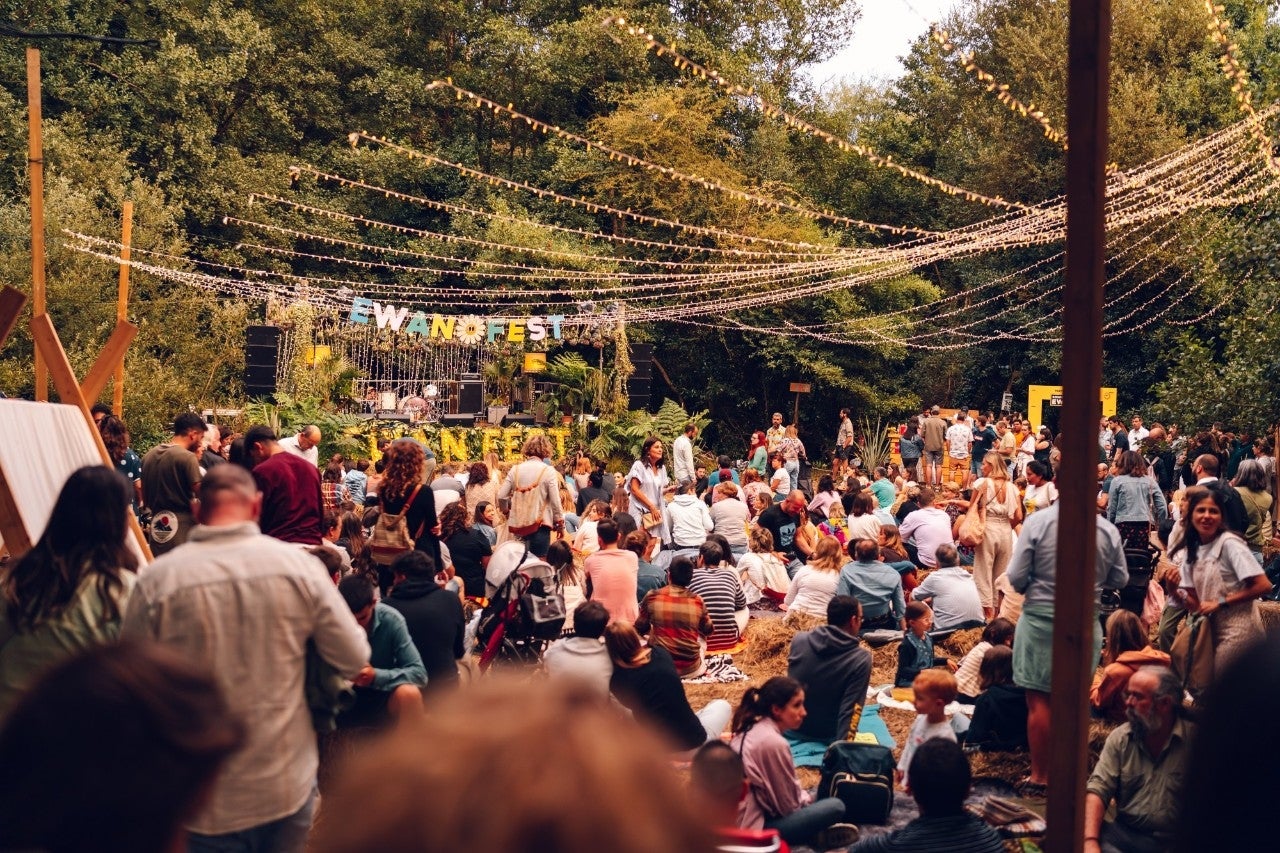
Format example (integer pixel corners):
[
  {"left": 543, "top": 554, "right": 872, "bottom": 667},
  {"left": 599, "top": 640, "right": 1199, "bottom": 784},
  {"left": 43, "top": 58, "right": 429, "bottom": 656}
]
[{"left": 807, "top": 0, "right": 955, "bottom": 87}]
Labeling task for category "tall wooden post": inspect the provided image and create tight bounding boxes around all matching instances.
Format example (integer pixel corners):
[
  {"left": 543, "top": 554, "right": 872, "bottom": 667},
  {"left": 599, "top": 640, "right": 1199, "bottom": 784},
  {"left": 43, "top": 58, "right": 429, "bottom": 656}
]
[
  {"left": 113, "top": 201, "right": 134, "bottom": 415},
  {"left": 27, "top": 47, "right": 47, "bottom": 401},
  {"left": 1047, "top": 1, "right": 1110, "bottom": 851}
]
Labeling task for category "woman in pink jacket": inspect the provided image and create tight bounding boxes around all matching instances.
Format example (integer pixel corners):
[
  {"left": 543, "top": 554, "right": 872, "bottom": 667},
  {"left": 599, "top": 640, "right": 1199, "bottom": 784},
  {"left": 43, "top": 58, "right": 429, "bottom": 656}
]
[{"left": 728, "top": 677, "right": 857, "bottom": 848}]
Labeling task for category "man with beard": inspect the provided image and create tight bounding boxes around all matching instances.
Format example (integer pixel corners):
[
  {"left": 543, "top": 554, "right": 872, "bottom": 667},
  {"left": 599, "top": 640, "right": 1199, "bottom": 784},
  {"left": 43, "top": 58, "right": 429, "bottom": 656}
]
[{"left": 1084, "top": 667, "right": 1191, "bottom": 853}]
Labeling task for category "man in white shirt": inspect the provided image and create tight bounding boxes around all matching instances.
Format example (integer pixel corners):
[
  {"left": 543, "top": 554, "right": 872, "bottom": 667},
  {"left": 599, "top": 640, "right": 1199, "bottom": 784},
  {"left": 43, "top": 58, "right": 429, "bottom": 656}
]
[
  {"left": 945, "top": 412, "right": 975, "bottom": 488},
  {"left": 1127, "top": 416, "right": 1149, "bottom": 451},
  {"left": 122, "top": 465, "right": 369, "bottom": 850},
  {"left": 898, "top": 487, "right": 955, "bottom": 569},
  {"left": 673, "top": 422, "right": 698, "bottom": 487},
  {"left": 666, "top": 482, "right": 714, "bottom": 558},
  {"left": 911, "top": 544, "right": 984, "bottom": 631},
  {"left": 279, "top": 425, "right": 321, "bottom": 467}
]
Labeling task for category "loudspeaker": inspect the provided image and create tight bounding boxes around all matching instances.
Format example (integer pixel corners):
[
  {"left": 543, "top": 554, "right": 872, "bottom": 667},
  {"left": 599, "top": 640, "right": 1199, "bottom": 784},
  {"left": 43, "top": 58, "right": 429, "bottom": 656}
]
[
  {"left": 243, "top": 326, "right": 281, "bottom": 398},
  {"left": 459, "top": 380, "right": 484, "bottom": 414},
  {"left": 505, "top": 412, "right": 534, "bottom": 426},
  {"left": 628, "top": 343, "right": 654, "bottom": 410},
  {"left": 442, "top": 413, "right": 478, "bottom": 427}
]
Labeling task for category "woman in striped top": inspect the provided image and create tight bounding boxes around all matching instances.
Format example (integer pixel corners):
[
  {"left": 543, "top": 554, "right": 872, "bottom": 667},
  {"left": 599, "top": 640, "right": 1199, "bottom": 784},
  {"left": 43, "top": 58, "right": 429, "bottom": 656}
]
[{"left": 687, "top": 540, "right": 748, "bottom": 652}]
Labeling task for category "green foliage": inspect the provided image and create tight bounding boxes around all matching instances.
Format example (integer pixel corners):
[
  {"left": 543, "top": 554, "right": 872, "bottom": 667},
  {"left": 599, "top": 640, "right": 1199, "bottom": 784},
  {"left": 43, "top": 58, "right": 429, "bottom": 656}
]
[
  {"left": 243, "top": 393, "right": 367, "bottom": 462},
  {"left": 538, "top": 352, "right": 606, "bottom": 416},
  {"left": 588, "top": 399, "right": 711, "bottom": 466},
  {"left": 852, "top": 417, "right": 893, "bottom": 472}
]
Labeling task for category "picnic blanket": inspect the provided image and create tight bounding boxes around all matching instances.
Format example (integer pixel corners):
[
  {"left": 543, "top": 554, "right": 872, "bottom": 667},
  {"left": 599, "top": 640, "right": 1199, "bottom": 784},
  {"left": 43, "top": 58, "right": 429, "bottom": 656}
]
[
  {"left": 784, "top": 703, "right": 896, "bottom": 766},
  {"left": 684, "top": 654, "right": 749, "bottom": 684}
]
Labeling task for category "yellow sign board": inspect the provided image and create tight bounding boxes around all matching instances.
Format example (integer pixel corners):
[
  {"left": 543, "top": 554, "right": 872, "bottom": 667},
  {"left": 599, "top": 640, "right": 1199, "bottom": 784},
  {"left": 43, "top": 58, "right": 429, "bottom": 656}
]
[{"left": 1026, "top": 385, "right": 1117, "bottom": 432}]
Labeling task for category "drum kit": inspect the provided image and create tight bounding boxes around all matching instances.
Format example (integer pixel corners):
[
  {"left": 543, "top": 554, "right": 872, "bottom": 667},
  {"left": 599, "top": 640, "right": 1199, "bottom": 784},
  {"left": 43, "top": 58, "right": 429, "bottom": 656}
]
[{"left": 359, "top": 382, "right": 459, "bottom": 422}]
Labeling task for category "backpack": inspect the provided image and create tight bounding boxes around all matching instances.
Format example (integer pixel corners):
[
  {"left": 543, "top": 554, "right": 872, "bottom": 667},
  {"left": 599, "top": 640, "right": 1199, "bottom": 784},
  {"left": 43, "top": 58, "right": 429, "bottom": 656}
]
[
  {"left": 818, "top": 741, "right": 895, "bottom": 825},
  {"left": 507, "top": 464, "right": 549, "bottom": 537},
  {"left": 367, "top": 485, "right": 423, "bottom": 566}
]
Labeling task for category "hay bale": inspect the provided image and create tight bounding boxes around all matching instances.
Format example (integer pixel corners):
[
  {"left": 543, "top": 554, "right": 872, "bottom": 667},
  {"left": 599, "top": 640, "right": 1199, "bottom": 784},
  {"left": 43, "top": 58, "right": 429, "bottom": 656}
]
[
  {"left": 735, "top": 619, "right": 799, "bottom": 672},
  {"left": 938, "top": 627, "right": 984, "bottom": 658},
  {"left": 871, "top": 640, "right": 901, "bottom": 685},
  {"left": 1260, "top": 601, "right": 1280, "bottom": 631}
]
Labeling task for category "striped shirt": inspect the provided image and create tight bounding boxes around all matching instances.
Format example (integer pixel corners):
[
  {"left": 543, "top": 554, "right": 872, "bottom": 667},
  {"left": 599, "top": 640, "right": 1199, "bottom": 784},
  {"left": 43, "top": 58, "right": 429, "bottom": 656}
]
[
  {"left": 848, "top": 813, "right": 1004, "bottom": 852},
  {"left": 635, "top": 585, "right": 713, "bottom": 676},
  {"left": 687, "top": 567, "right": 746, "bottom": 651}
]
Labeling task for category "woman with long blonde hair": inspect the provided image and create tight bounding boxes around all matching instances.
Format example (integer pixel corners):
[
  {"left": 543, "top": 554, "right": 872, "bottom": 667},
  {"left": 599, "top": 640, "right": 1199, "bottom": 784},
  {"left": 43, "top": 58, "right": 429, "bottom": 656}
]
[
  {"left": 971, "top": 451, "right": 1022, "bottom": 620},
  {"left": 782, "top": 536, "right": 844, "bottom": 629}
]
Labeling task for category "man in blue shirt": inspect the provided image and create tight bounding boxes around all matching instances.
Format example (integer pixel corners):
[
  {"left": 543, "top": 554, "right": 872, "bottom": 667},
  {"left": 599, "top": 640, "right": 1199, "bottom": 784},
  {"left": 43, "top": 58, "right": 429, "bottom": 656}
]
[
  {"left": 836, "top": 539, "right": 907, "bottom": 632},
  {"left": 337, "top": 575, "right": 427, "bottom": 728}
]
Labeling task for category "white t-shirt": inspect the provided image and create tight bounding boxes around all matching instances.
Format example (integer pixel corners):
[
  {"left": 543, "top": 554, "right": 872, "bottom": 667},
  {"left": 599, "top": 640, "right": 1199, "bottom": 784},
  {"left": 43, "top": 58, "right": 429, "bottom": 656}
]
[
  {"left": 770, "top": 467, "right": 790, "bottom": 495},
  {"left": 945, "top": 423, "right": 973, "bottom": 459},
  {"left": 1023, "top": 481, "right": 1058, "bottom": 515},
  {"left": 898, "top": 715, "right": 957, "bottom": 788},
  {"left": 279, "top": 434, "right": 319, "bottom": 467}
]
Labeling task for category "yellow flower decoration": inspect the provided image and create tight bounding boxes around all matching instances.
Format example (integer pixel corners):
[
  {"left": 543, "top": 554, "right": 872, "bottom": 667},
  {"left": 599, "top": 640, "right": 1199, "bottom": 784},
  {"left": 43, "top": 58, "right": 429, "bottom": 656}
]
[{"left": 455, "top": 316, "right": 485, "bottom": 346}]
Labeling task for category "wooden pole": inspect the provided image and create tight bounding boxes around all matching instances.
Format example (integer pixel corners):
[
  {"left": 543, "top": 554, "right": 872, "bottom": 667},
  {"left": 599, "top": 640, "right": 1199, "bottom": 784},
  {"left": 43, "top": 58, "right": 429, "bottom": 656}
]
[
  {"left": 113, "top": 201, "right": 133, "bottom": 415},
  {"left": 1047, "top": 1, "right": 1110, "bottom": 851},
  {"left": 27, "top": 47, "right": 47, "bottom": 402},
  {"left": 1273, "top": 426, "right": 1279, "bottom": 536},
  {"left": 30, "top": 313, "right": 152, "bottom": 561}
]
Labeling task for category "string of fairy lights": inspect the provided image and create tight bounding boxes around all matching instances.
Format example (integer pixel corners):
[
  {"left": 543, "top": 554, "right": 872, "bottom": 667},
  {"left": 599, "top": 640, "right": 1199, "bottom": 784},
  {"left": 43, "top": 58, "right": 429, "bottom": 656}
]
[{"left": 59, "top": 5, "right": 1280, "bottom": 353}]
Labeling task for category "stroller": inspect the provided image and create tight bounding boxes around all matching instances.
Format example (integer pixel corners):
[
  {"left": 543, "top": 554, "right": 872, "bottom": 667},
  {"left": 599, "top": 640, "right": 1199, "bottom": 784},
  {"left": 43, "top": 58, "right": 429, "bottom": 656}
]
[{"left": 475, "top": 540, "right": 567, "bottom": 671}]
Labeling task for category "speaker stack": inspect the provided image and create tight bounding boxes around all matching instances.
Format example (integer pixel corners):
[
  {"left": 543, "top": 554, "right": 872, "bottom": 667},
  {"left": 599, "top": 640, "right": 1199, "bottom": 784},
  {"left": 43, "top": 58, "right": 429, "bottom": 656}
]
[
  {"left": 243, "top": 326, "right": 281, "bottom": 399},
  {"left": 628, "top": 343, "right": 654, "bottom": 411},
  {"left": 458, "top": 372, "right": 484, "bottom": 415}
]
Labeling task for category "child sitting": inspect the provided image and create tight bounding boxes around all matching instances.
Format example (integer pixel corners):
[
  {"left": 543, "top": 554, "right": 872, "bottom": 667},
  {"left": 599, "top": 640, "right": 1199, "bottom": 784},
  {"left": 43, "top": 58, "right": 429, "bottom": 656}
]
[
  {"left": 896, "top": 668, "right": 959, "bottom": 790},
  {"left": 895, "top": 602, "right": 957, "bottom": 688},
  {"left": 965, "top": 645, "right": 1028, "bottom": 751},
  {"left": 571, "top": 500, "right": 612, "bottom": 556},
  {"left": 954, "top": 618, "right": 1016, "bottom": 702}
]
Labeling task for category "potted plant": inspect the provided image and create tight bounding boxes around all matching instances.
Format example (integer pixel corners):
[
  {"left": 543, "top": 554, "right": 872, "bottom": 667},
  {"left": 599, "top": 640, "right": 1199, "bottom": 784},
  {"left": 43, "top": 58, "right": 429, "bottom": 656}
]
[
  {"left": 483, "top": 351, "right": 522, "bottom": 424},
  {"left": 537, "top": 353, "right": 604, "bottom": 424}
]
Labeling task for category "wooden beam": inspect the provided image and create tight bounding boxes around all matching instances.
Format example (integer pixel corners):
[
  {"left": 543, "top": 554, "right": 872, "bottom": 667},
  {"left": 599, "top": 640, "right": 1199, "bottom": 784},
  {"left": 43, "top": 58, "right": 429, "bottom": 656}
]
[
  {"left": 30, "top": 313, "right": 153, "bottom": 562},
  {"left": 1047, "top": 1, "right": 1111, "bottom": 851},
  {"left": 113, "top": 200, "right": 133, "bottom": 415},
  {"left": 81, "top": 321, "right": 139, "bottom": 404},
  {"left": 0, "top": 285, "right": 27, "bottom": 350},
  {"left": 27, "top": 48, "right": 47, "bottom": 402}
]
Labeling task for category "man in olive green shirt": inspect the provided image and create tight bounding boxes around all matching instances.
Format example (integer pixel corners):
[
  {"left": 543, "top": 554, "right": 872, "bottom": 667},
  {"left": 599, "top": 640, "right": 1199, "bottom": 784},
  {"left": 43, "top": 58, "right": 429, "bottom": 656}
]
[{"left": 1084, "top": 666, "right": 1191, "bottom": 853}]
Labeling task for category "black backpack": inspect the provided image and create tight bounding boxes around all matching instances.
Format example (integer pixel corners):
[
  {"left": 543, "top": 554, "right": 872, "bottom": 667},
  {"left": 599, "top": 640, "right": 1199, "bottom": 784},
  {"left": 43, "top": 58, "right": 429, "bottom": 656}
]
[{"left": 818, "top": 742, "right": 895, "bottom": 825}]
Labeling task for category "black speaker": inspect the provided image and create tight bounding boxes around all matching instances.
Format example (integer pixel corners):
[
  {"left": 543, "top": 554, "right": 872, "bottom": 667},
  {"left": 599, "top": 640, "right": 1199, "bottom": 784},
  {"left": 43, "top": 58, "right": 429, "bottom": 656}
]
[
  {"left": 442, "top": 413, "right": 478, "bottom": 427},
  {"left": 246, "top": 326, "right": 282, "bottom": 347},
  {"left": 629, "top": 344, "right": 653, "bottom": 411},
  {"left": 243, "top": 326, "right": 280, "bottom": 398},
  {"left": 505, "top": 412, "right": 534, "bottom": 426},
  {"left": 459, "top": 380, "right": 484, "bottom": 414}
]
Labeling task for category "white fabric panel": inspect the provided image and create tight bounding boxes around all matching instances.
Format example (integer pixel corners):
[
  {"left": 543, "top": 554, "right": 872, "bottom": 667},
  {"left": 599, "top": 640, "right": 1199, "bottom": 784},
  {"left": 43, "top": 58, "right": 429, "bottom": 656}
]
[{"left": 0, "top": 400, "right": 147, "bottom": 563}]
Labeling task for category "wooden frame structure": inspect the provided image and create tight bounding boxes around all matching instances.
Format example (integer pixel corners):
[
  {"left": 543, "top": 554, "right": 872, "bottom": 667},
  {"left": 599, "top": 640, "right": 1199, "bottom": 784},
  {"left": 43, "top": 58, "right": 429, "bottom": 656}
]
[{"left": 0, "top": 284, "right": 150, "bottom": 561}]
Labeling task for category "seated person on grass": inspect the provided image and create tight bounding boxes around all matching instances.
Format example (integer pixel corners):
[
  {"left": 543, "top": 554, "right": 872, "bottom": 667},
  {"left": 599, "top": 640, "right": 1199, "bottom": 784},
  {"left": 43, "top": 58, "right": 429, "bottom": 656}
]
[
  {"left": 1085, "top": 666, "right": 1191, "bottom": 853},
  {"left": 836, "top": 538, "right": 906, "bottom": 633},
  {"left": 542, "top": 601, "right": 613, "bottom": 702},
  {"left": 896, "top": 668, "right": 958, "bottom": 791},
  {"left": 910, "top": 544, "right": 985, "bottom": 633},
  {"left": 336, "top": 575, "right": 427, "bottom": 728},
  {"left": 636, "top": 556, "right": 714, "bottom": 678},
  {"left": 691, "top": 741, "right": 791, "bottom": 853},
  {"left": 895, "top": 601, "right": 956, "bottom": 688},
  {"left": 786, "top": 595, "right": 871, "bottom": 744},
  {"left": 965, "top": 645, "right": 1028, "bottom": 752},
  {"left": 851, "top": 738, "right": 1004, "bottom": 853}
]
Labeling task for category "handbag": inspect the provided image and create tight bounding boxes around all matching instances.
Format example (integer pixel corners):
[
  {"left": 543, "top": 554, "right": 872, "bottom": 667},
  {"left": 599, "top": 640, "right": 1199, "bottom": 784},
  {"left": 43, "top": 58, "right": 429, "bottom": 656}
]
[
  {"left": 957, "top": 488, "right": 987, "bottom": 548},
  {"left": 641, "top": 510, "right": 663, "bottom": 531},
  {"left": 519, "top": 576, "right": 567, "bottom": 640},
  {"left": 1169, "top": 611, "right": 1215, "bottom": 697}
]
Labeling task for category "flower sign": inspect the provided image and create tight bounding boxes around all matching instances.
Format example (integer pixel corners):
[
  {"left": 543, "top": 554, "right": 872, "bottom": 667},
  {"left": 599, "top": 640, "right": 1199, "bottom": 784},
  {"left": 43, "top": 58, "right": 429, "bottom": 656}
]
[{"left": 348, "top": 297, "right": 565, "bottom": 344}]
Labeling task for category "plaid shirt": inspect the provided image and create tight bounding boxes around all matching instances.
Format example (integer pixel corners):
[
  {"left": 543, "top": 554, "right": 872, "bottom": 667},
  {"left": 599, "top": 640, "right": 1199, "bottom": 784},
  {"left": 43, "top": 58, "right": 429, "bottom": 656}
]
[{"left": 636, "top": 584, "right": 713, "bottom": 676}]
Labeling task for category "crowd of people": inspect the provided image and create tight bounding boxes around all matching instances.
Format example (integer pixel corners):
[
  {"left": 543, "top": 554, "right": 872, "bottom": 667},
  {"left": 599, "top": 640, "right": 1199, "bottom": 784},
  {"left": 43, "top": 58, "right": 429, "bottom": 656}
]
[{"left": 0, "top": 403, "right": 1276, "bottom": 853}]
